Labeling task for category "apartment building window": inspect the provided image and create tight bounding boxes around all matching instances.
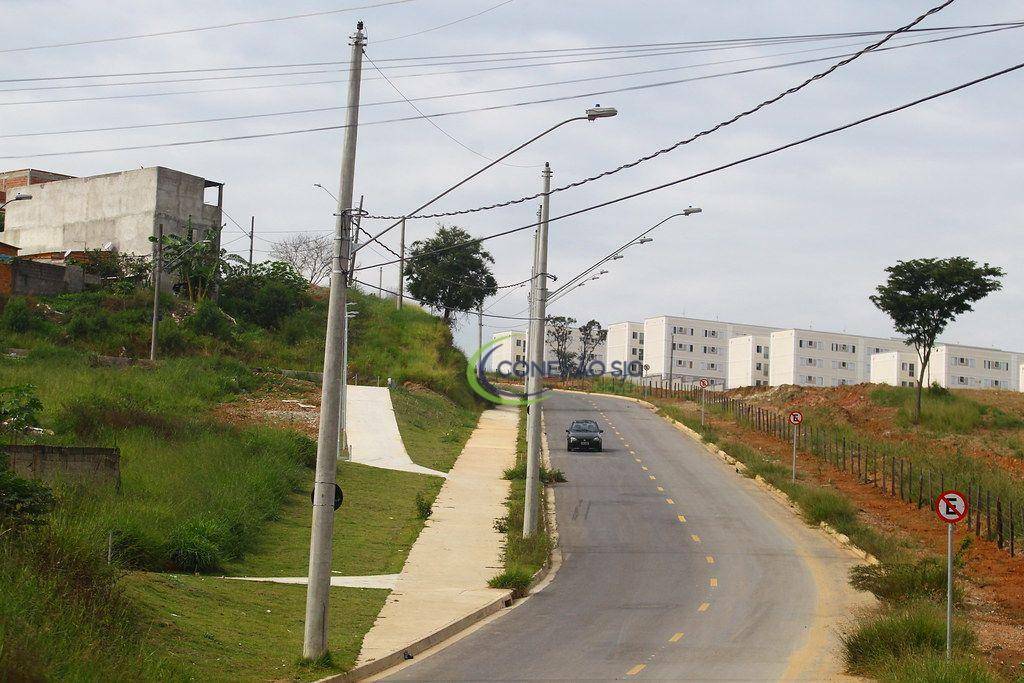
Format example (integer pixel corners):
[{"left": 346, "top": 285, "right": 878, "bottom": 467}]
[
  {"left": 672, "top": 326, "right": 694, "bottom": 336},
  {"left": 704, "top": 329, "right": 719, "bottom": 338},
  {"left": 631, "top": 331, "right": 637, "bottom": 339},
  {"left": 673, "top": 343, "right": 694, "bottom": 352},
  {"left": 800, "top": 357, "right": 822, "bottom": 368},
  {"left": 639, "top": 333, "right": 644, "bottom": 342},
  {"left": 631, "top": 348, "right": 637, "bottom": 356},
  {"left": 952, "top": 356, "right": 974, "bottom": 368},
  {"left": 755, "top": 362, "right": 763, "bottom": 371},
  {"left": 702, "top": 346, "right": 719, "bottom": 355},
  {"left": 755, "top": 345, "right": 763, "bottom": 353},
  {"left": 799, "top": 339, "right": 823, "bottom": 350},
  {"left": 802, "top": 375, "right": 823, "bottom": 386},
  {"left": 831, "top": 360, "right": 856, "bottom": 371},
  {"left": 638, "top": 350, "right": 644, "bottom": 360},
  {"left": 982, "top": 378, "right": 1005, "bottom": 388},
  {"left": 983, "top": 360, "right": 1008, "bottom": 371},
  {"left": 956, "top": 376, "right": 971, "bottom": 385},
  {"left": 700, "top": 362, "right": 719, "bottom": 371}
]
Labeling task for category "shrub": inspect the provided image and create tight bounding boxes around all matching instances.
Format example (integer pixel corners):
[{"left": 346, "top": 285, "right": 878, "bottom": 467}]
[
  {"left": 0, "top": 383, "right": 43, "bottom": 441},
  {"left": 0, "top": 470, "right": 55, "bottom": 533},
  {"left": 185, "top": 299, "right": 234, "bottom": 341},
  {"left": 488, "top": 566, "right": 534, "bottom": 598},
  {"left": 219, "top": 261, "right": 310, "bottom": 329},
  {"left": 502, "top": 462, "right": 567, "bottom": 484},
  {"left": 842, "top": 601, "right": 975, "bottom": 673},
  {"left": 54, "top": 392, "right": 180, "bottom": 440},
  {"left": 0, "top": 296, "right": 44, "bottom": 333},
  {"left": 849, "top": 557, "right": 950, "bottom": 604},
  {"left": 414, "top": 491, "right": 432, "bottom": 520},
  {"left": 877, "top": 652, "right": 998, "bottom": 682},
  {"left": 164, "top": 516, "right": 227, "bottom": 573}
]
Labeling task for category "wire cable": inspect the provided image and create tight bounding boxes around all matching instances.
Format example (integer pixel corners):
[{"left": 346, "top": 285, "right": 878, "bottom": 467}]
[
  {"left": 374, "top": 0, "right": 515, "bottom": 43},
  {"left": 354, "top": 59, "right": 1024, "bottom": 271},
  {"left": 352, "top": 278, "right": 542, "bottom": 320},
  {"left": 0, "top": 0, "right": 415, "bottom": 54}
]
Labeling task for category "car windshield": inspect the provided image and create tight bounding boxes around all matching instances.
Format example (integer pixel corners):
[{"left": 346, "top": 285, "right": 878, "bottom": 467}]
[{"left": 572, "top": 421, "right": 599, "bottom": 432}]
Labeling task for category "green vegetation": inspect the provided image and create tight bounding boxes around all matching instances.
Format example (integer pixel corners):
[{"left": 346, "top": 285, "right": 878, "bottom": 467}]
[
  {"left": 849, "top": 548, "right": 967, "bottom": 604},
  {"left": 123, "top": 573, "right": 387, "bottom": 681},
  {"left": 490, "top": 407, "right": 553, "bottom": 595},
  {"left": 870, "top": 384, "right": 1023, "bottom": 434},
  {"left": 875, "top": 651, "right": 1000, "bottom": 682},
  {"left": 391, "top": 385, "right": 481, "bottom": 472},
  {"left": 842, "top": 601, "right": 977, "bottom": 678}
]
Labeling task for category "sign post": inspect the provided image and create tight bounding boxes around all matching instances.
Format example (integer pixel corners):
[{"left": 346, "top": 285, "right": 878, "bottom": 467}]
[
  {"left": 788, "top": 411, "right": 803, "bottom": 482},
  {"left": 698, "top": 378, "right": 710, "bottom": 426},
  {"left": 934, "top": 489, "right": 968, "bottom": 660}
]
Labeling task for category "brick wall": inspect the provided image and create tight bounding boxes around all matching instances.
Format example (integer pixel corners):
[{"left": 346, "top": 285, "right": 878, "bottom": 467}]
[{"left": 4, "top": 445, "right": 121, "bottom": 487}]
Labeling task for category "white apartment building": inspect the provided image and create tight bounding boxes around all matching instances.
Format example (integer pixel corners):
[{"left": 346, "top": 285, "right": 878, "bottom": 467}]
[
  {"left": 927, "top": 344, "right": 1022, "bottom": 391},
  {"left": 643, "top": 316, "right": 780, "bottom": 388},
  {"left": 870, "top": 351, "right": 921, "bottom": 387},
  {"left": 769, "top": 329, "right": 910, "bottom": 388},
  {"left": 727, "top": 335, "right": 772, "bottom": 388},
  {"left": 487, "top": 329, "right": 608, "bottom": 376},
  {"left": 605, "top": 322, "right": 645, "bottom": 376}
]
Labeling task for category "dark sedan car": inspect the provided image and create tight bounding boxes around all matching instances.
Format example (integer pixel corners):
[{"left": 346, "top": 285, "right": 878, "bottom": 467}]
[{"left": 566, "top": 419, "right": 603, "bottom": 452}]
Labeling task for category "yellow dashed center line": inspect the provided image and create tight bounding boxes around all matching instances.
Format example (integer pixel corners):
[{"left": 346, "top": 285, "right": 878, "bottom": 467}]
[
  {"left": 649, "top": 475, "right": 656, "bottom": 480},
  {"left": 665, "top": 498, "right": 675, "bottom": 505},
  {"left": 657, "top": 486, "right": 665, "bottom": 492},
  {"left": 626, "top": 663, "right": 646, "bottom": 676},
  {"left": 690, "top": 534, "right": 701, "bottom": 543},
  {"left": 698, "top": 602, "right": 710, "bottom": 612},
  {"left": 677, "top": 514, "right": 686, "bottom": 523},
  {"left": 669, "top": 632, "right": 685, "bottom": 643},
  {"left": 629, "top": 450, "right": 636, "bottom": 455},
  {"left": 706, "top": 555, "right": 715, "bottom": 564},
  {"left": 710, "top": 578, "right": 718, "bottom": 587},
  {"left": 641, "top": 466, "right": 649, "bottom": 471}
]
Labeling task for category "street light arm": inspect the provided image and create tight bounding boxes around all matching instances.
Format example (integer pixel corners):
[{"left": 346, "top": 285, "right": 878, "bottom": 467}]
[{"left": 353, "top": 115, "right": 591, "bottom": 256}]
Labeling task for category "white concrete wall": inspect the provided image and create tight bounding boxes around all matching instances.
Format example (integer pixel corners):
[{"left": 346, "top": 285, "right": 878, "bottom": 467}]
[
  {"left": 870, "top": 351, "right": 920, "bottom": 387},
  {"left": 3, "top": 167, "right": 221, "bottom": 257},
  {"left": 488, "top": 331, "right": 527, "bottom": 374},
  {"left": 770, "top": 328, "right": 910, "bottom": 387},
  {"left": 606, "top": 321, "right": 644, "bottom": 376},
  {"left": 929, "top": 344, "right": 1021, "bottom": 391}
]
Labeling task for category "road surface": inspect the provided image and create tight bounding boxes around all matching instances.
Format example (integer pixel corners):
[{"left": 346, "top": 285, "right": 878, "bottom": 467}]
[{"left": 383, "top": 391, "right": 865, "bottom": 681}]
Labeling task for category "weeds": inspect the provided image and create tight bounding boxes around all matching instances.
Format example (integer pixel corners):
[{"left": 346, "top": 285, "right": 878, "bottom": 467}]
[
  {"left": 414, "top": 491, "right": 433, "bottom": 520},
  {"left": 488, "top": 566, "right": 534, "bottom": 598}
]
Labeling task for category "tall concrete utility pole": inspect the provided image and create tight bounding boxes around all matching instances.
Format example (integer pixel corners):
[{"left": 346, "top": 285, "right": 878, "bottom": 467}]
[
  {"left": 303, "top": 20, "right": 365, "bottom": 662},
  {"left": 396, "top": 217, "right": 406, "bottom": 309},
  {"left": 248, "top": 216, "right": 255, "bottom": 271},
  {"left": 523, "top": 163, "right": 552, "bottom": 537},
  {"left": 348, "top": 195, "right": 364, "bottom": 286},
  {"left": 149, "top": 223, "right": 163, "bottom": 362},
  {"left": 523, "top": 205, "right": 541, "bottom": 396},
  {"left": 477, "top": 305, "right": 483, "bottom": 353}
]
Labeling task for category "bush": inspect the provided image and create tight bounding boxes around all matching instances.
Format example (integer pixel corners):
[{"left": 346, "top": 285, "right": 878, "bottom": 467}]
[
  {"left": 165, "top": 516, "right": 228, "bottom": 573},
  {"left": 876, "top": 652, "right": 998, "bottom": 682},
  {"left": 850, "top": 557, "right": 951, "bottom": 604},
  {"left": 54, "top": 392, "right": 180, "bottom": 440},
  {"left": 219, "top": 261, "right": 310, "bottom": 330},
  {"left": 414, "top": 491, "right": 432, "bottom": 520},
  {"left": 842, "top": 601, "right": 975, "bottom": 673},
  {"left": 502, "top": 462, "right": 567, "bottom": 484},
  {"left": 185, "top": 299, "right": 234, "bottom": 341},
  {"left": 0, "top": 470, "right": 55, "bottom": 533},
  {"left": 0, "top": 296, "right": 45, "bottom": 334},
  {"left": 488, "top": 566, "right": 534, "bottom": 598}
]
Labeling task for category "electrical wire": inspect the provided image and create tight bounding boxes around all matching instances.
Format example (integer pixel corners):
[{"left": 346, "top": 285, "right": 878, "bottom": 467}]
[
  {"left": 353, "top": 59, "right": 1024, "bottom": 271},
  {"left": 0, "top": 0, "right": 416, "bottom": 54},
  {"left": 2, "top": 21, "right": 1002, "bottom": 161},
  {"left": 352, "top": 278, "right": 542, "bottom": 320},
  {"left": 374, "top": 0, "right": 514, "bottom": 43}
]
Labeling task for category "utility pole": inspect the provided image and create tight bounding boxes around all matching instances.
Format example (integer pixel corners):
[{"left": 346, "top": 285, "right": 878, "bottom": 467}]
[
  {"left": 248, "top": 216, "right": 255, "bottom": 272},
  {"left": 523, "top": 163, "right": 552, "bottom": 538},
  {"left": 149, "top": 223, "right": 163, "bottom": 362},
  {"left": 348, "top": 195, "right": 364, "bottom": 286},
  {"left": 477, "top": 304, "right": 483, "bottom": 353},
  {"left": 523, "top": 206, "right": 541, "bottom": 396},
  {"left": 396, "top": 217, "right": 406, "bottom": 309},
  {"left": 303, "top": 20, "right": 365, "bottom": 662},
  {"left": 338, "top": 302, "right": 357, "bottom": 461}
]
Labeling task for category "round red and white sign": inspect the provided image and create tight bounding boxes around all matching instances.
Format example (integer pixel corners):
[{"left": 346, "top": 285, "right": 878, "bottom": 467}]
[
  {"left": 934, "top": 490, "right": 968, "bottom": 524},
  {"left": 788, "top": 411, "right": 803, "bottom": 425},
  {"left": 698, "top": 378, "right": 710, "bottom": 389}
]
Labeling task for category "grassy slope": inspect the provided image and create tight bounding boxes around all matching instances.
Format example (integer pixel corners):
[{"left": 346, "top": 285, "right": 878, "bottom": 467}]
[
  {"left": 391, "top": 385, "right": 480, "bottom": 472},
  {"left": 1, "top": 287, "right": 483, "bottom": 680}
]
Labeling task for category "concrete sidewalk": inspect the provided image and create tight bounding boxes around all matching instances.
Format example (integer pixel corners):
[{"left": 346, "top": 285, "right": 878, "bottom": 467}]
[
  {"left": 354, "top": 405, "right": 518, "bottom": 668},
  {"left": 346, "top": 386, "right": 446, "bottom": 478}
]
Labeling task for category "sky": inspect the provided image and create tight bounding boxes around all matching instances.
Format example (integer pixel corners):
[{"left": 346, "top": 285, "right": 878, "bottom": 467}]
[{"left": 1, "top": 0, "right": 1021, "bottom": 356}]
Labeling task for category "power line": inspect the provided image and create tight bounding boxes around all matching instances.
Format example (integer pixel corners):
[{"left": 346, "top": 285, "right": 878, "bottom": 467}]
[
  {"left": 0, "top": 0, "right": 416, "bottom": 54},
  {"left": 374, "top": 0, "right": 515, "bottom": 43},
  {"left": 353, "top": 59, "right": 1024, "bottom": 272},
  {"left": 2, "top": 22, "right": 1002, "bottom": 161},
  {"left": 365, "top": 0, "right": 959, "bottom": 219},
  {"left": 6, "top": 20, "right": 1015, "bottom": 83},
  {"left": 351, "top": 278, "right": 541, "bottom": 320}
]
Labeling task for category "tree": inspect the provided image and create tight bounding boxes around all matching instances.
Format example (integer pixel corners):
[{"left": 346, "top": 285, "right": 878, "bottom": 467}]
[
  {"left": 219, "top": 260, "right": 311, "bottom": 328},
  {"left": 269, "top": 234, "right": 333, "bottom": 285},
  {"left": 0, "top": 384, "right": 42, "bottom": 445},
  {"left": 153, "top": 227, "right": 241, "bottom": 302},
  {"left": 546, "top": 316, "right": 578, "bottom": 379},
  {"left": 577, "top": 319, "right": 606, "bottom": 375},
  {"left": 870, "top": 257, "right": 1004, "bottom": 423},
  {"left": 405, "top": 224, "right": 498, "bottom": 324}
]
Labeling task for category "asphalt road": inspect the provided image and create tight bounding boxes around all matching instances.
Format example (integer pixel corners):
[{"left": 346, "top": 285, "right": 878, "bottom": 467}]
[{"left": 385, "top": 391, "right": 863, "bottom": 681}]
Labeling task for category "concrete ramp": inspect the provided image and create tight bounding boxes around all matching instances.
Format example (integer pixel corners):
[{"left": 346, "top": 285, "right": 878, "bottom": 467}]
[{"left": 346, "top": 386, "right": 446, "bottom": 478}]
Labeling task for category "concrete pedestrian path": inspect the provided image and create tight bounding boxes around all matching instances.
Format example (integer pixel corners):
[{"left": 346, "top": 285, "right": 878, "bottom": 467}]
[
  {"left": 354, "top": 405, "right": 519, "bottom": 667},
  {"left": 346, "top": 386, "right": 446, "bottom": 478}
]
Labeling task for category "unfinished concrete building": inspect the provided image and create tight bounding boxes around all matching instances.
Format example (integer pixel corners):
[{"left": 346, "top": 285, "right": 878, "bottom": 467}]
[{"left": 1, "top": 167, "right": 224, "bottom": 257}]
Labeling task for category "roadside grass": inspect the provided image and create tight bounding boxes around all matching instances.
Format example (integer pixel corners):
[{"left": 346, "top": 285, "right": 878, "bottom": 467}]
[
  {"left": 490, "top": 406, "right": 552, "bottom": 597},
  {"left": 841, "top": 600, "right": 977, "bottom": 678},
  {"left": 875, "top": 651, "right": 1001, "bottom": 682},
  {"left": 869, "top": 385, "right": 1023, "bottom": 434},
  {"left": 123, "top": 573, "right": 387, "bottom": 682},
  {"left": 391, "top": 384, "right": 481, "bottom": 472},
  {"left": 226, "top": 462, "right": 444, "bottom": 577}
]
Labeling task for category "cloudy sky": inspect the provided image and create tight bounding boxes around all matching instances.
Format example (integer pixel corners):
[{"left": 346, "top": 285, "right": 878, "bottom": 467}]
[{"left": 2, "top": 0, "right": 1021, "bottom": 355}]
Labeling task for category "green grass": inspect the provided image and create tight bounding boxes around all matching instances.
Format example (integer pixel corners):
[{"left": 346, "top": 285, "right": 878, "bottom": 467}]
[
  {"left": 123, "top": 573, "right": 387, "bottom": 682},
  {"left": 391, "top": 385, "right": 481, "bottom": 472},
  {"left": 869, "top": 385, "right": 1023, "bottom": 434},
  {"left": 226, "top": 462, "right": 444, "bottom": 577},
  {"left": 876, "top": 652, "right": 1001, "bottom": 682},
  {"left": 842, "top": 601, "right": 976, "bottom": 676},
  {"left": 491, "top": 407, "right": 552, "bottom": 590}
]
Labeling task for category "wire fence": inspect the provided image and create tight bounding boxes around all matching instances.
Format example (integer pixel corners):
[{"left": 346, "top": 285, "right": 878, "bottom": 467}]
[{"left": 558, "top": 377, "right": 1023, "bottom": 560}]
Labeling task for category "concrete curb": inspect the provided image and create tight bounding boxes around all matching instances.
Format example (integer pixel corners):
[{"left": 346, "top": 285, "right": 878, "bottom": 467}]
[
  {"left": 317, "top": 591, "right": 514, "bottom": 683},
  {"left": 563, "top": 388, "right": 876, "bottom": 565}
]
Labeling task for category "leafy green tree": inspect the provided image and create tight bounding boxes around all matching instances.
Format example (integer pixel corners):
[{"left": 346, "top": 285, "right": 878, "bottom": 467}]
[
  {"left": 405, "top": 224, "right": 498, "bottom": 324},
  {"left": 219, "top": 261, "right": 310, "bottom": 328},
  {"left": 870, "top": 257, "right": 1004, "bottom": 423},
  {"left": 577, "top": 320, "right": 606, "bottom": 373},
  {"left": 0, "top": 384, "right": 42, "bottom": 444},
  {"left": 546, "top": 316, "right": 578, "bottom": 379},
  {"left": 153, "top": 227, "right": 242, "bottom": 302}
]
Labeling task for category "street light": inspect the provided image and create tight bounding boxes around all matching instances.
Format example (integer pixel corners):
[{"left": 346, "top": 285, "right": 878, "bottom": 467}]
[
  {"left": 636, "top": 237, "right": 654, "bottom": 245},
  {"left": 0, "top": 193, "right": 31, "bottom": 232}
]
